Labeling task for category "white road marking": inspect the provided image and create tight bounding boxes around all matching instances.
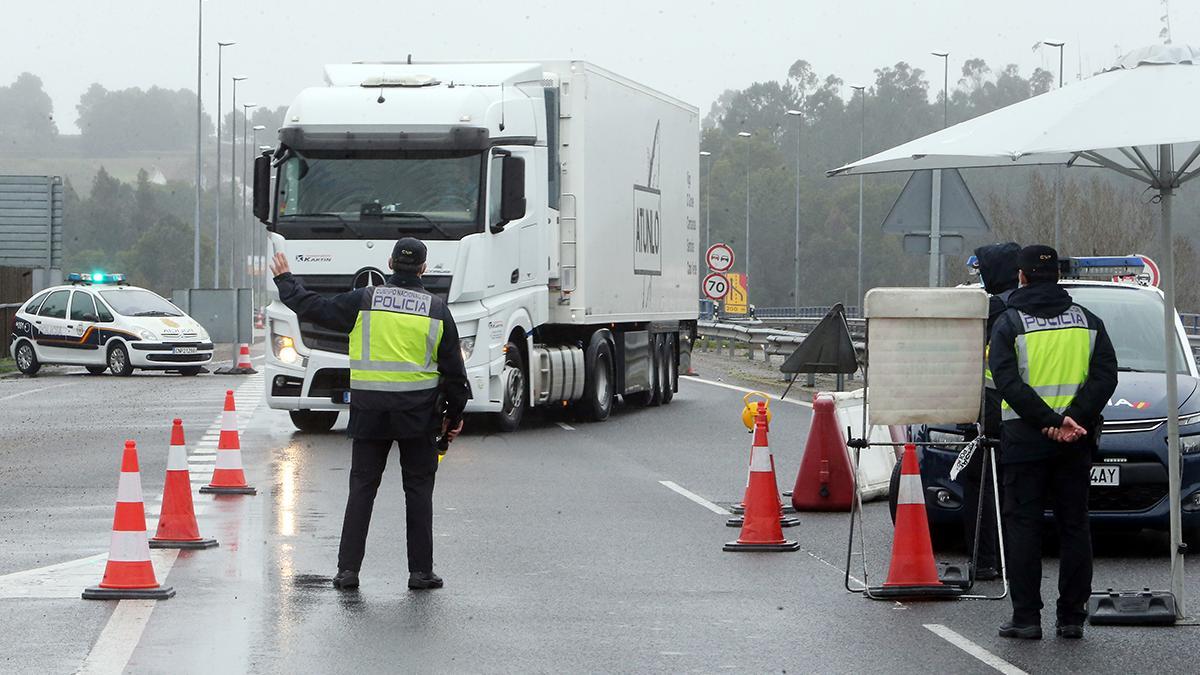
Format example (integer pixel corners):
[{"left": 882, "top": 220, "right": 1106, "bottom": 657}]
[
  {"left": 685, "top": 377, "right": 814, "bottom": 408},
  {"left": 76, "top": 550, "right": 179, "bottom": 675},
  {"left": 923, "top": 624, "right": 1028, "bottom": 675},
  {"left": 659, "top": 480, "right": 731, "bottom": 515},
  {"left": 0, "top": 549, "right": 176, "bottom": 600},
  {"left": 0, "top": 382, "right": 73, "bottom": 402},
  {"left": 556, "top": 422, "right": 576, "bottom": 431}
]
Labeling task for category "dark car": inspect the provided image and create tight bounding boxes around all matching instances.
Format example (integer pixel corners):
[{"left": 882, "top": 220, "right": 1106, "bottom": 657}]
[{"left": 894, "top": 281, "right": 1200, "bottom": 541}]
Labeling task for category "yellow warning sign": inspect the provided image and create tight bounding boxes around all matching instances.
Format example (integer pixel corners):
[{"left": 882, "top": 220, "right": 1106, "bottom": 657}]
[{"left": 724, "top": 273, "right": 748, "bottom": 314}]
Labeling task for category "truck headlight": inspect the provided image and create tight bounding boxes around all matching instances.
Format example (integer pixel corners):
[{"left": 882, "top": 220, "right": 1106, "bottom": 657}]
[
  {"left": 460, "top": 337, "right": 476, "bottom": 363},
  {"left": 137, "top": 328, "right": 156, "bottom": 341},
  {"left": 1181, "top": 434, "right": 1200, "bottom": 455},
  {"left": 273, "top": 335, "right": 299, "bottom": 364}
]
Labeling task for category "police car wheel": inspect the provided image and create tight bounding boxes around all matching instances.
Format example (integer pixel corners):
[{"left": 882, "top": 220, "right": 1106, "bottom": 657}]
[
  {"left": 107, "top": 344, "right": 133, "bottom": 376},
  {"left": 178, "top": 367, "right": 202, "bottom": 376},
  {"left": 493, "top": 342, "right": 526, "bottom": 432},
  {"left": 887, "top": 460, "right": 902, "bottom": 523},
  {"left": 85, "top": 366, "right": 107, "bottom": 376},
  {"left": 15, "top": 341, "right": 40, "bottom": 376},
  {"left": 289, "top": 409, "right": 338, "bottom": 433}
]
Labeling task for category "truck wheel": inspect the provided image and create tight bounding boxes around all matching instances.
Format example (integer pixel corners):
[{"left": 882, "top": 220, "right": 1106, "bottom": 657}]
[
  {"left": 289, "top": 409, "right": 338, "bottom": 433},
  {"left": 660, "top": 336, "right": 676, "bottom": 405},
  {"left": 492, "top": 341, "right": 526, "bottom": 432},
  {"left": 579, "top": 339, "right": 614, "bottom": 421},
  {"left": 107, "top": 343, "right": 133, "bottom": 377},
  {"left": 648, "top": 334, "right": 663, "bottom": 407},
  {"left": 15, "top": 341, "right": 40, "bottom": 376}
]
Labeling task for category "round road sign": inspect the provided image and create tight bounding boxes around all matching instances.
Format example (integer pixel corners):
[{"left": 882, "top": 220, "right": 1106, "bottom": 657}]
[
  {"left": 1135, "top": 253, "right": 1161, "bottom": 287},
  {"left": 706, "top": 243, "right": 735, "bottom": 272},
  {"left": 703, "top": 272, "right": 729, "bottom": 300}
]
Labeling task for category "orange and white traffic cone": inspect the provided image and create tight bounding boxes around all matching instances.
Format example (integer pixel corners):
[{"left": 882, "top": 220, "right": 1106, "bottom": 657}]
[
  {"left": 83, "top": 440, "right": 175, "bottom": 600},
  {"left": 867, "top": 444, "right": 960, "bottom": 599},
  {"left": 150, "top": 419, "right": 218, "bottom": 549},
  {"left": 216, "top": 343, "right": 257, "bottom": 375},
  {"left": 200, "top": 390, "right": 257, "bottom": 495},
  {"left": 724, "top": 403, "right": 800, "bottom": 552}
]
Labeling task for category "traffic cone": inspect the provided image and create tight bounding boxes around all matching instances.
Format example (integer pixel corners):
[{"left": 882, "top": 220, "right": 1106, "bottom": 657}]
[
  {"left": 200, "top": 390, "right": 257, "bottom": 495},
  {"left": 791, "top": 394, "right": 855, "bottom": 511},
  {"left": 216, "top": 343, "right": 257, "bottom": 375},
  {"left": 724, "top": 403, "right": 799, "bottom": 552},
  {"left": 83, "top": 441, "right": 175, "bottom": 600},
  {"left": 867, "top": 444, "right": 960, "bottom": 599},
  {"left": 150, "top": 419, "right": 218, "bottom": 549}
]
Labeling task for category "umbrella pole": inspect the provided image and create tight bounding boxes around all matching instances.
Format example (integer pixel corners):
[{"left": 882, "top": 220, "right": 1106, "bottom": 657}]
[{"left": 1159, "top": 143, "right": 1185, "bottom": 619}]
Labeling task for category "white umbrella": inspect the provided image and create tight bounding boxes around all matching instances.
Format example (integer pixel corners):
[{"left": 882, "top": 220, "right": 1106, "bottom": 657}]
[{"left": 830, "top": 43, "right": 1200, "bottom": 619}]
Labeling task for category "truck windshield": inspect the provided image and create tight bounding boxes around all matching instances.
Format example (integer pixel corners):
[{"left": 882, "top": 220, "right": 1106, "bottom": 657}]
[
  {"left": 274, "top": 149, "right": 484, "bottom": 240},
  {"left": 1066, "top": 285, "right": 1190, "bottom": 374}
]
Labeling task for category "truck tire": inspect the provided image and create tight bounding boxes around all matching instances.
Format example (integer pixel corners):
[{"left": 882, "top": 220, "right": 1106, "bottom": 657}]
[
  {"left": 14, "top": 341, "right": 40, "bottom": 376},
  {"left": 648, "top": 334, "right": 663, "bottom": 407},
  {"left": 660, "top": 336, "right": 675, "bottom": 405},
  {"left": 492, "top": 341, "right": 526, "bottom": 432},
  {"left": 289, "top": 409, "right": 338, "bottom": 433},
  {"left": 579, "top": 339, "right": 614, "bottom": 422}
]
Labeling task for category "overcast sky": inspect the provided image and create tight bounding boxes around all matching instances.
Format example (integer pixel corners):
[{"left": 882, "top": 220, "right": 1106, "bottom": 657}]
[{"left": 2, "top": 0, "right": 1194, "bottom": 133}]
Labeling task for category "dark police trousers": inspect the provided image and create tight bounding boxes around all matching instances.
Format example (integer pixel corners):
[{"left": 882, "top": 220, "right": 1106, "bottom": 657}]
[
  {"left": 1002, "top": 449, "right": 1092, "bottom": 626},
  {"left": 338, "top": 436, "right": 439, "bottom": 574}
]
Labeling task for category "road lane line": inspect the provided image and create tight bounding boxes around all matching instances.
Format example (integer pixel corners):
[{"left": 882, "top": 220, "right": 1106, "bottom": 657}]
[
  {"left": 77, "top": 550, "right": 179, "bottom": 675},
  {"left": 659, "top": 481, "right": 731, "bottom": 515},
  {"left": 685, "top": 377, "right": 814, "bottom": 408},
  {"left": 923, "top": 624, "right": 1028, "bottom": 675},
  {"left": 0, "top": 382, "right": 73, "bottom": 402},
  {"left": 557, "top": 422, "right": 577, "bottom": 431}
]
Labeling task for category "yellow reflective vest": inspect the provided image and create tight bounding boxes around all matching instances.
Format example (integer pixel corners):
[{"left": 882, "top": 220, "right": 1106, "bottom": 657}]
[
  {"left": 348, "top": 286, "right": 444, "bottom": 393},
  {"left": 1000, "top": 305, "right": 1096, "bottom": 422}
]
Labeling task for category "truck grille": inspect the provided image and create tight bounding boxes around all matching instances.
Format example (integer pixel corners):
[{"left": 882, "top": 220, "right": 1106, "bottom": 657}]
[{"left": 290, "top": 273, "right": 452, "bottom": 356}]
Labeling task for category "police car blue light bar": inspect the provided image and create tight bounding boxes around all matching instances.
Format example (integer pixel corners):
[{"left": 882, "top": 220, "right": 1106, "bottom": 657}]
[
  {"left": 1061, "top": 256, "right": 1145, "bottom": 281},
  {"left": 67, "top": 272, "right": 126, "bottom": 284}
]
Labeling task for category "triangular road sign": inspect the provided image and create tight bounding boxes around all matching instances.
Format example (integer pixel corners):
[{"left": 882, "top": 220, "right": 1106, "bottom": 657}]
[{"left": 780, "top": 304, "right": 858, "bottom": 375}]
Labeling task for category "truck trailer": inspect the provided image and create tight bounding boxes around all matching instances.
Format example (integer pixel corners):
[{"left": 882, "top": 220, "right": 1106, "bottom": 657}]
[{"left": 253, "top": 60, "right": 700, "bottom": 431}]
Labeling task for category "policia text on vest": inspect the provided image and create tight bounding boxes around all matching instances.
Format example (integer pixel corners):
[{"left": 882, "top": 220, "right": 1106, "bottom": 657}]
[{"left": 270, "top": 239, "right": 470, "bottom": 591}]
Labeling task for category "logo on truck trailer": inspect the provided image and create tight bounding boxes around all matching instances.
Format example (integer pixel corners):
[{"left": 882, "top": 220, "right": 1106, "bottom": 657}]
[{"left": 633, "top": 121, "right": 664, "bottom": 276}]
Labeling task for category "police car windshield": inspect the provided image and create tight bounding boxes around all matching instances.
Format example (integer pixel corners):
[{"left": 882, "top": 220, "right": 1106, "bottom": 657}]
[
  {"left": 1066, "top": 286, "right": 1189, "bottom": 374},
  {"left": 99, "top": 289, "right": 183, "bottom": 318},
  {"left": 275, "top": 149, "right": 484, "bottom": 241}
]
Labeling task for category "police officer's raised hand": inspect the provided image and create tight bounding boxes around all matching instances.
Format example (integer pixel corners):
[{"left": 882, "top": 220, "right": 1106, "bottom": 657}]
[{"left": 270, "top": 252, "right": 291, "bottom": 278}]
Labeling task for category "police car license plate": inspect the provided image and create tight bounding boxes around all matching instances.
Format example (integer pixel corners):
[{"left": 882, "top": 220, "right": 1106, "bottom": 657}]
[
  {"left": 173, "top": 346, "right": 197, "bottom": 355},
  {"left": 1091, "top": 465, "right": 1120, "bottom": 487}
]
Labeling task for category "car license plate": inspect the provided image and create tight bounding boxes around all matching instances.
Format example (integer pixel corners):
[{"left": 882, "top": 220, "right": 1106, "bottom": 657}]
[
  {"left": 1091, "top": 465, "right": 1120, "bottom": 487},
  {"left": 172, "top": 346, "right": 197, "bottom": 355}
]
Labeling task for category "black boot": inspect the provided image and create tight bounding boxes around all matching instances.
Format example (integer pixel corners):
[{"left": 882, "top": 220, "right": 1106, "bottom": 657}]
[
  {"left": 998, "top": 621, "right": 1042, "bottom": 640},
  {"left": 408, "top": 571, "right": 443, "bottom": 590},
  {"left": 1055, "top": 624, "right": 1084, "bottom": 639},
  {"left": 332, "top": 570, "right": 359, "bottom": 590}
]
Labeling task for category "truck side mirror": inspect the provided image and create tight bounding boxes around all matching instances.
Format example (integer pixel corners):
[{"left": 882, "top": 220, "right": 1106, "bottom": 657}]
[
  {"left": 253, "top": 153, "right": 272, "bottom": 224},
  {"left": 500, "top": 155, "right": 526, "bottom": 223}
]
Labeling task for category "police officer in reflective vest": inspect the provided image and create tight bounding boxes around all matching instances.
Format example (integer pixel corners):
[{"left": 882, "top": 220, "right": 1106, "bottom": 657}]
[
  {"left": 962, "top": 242, "right": 1021, "bottom": 581},
  {"left": 989, "top": 245, "right": 1118, "bottom": 640},
  {"left": 270, "top": 237, "right": 469, "bottom": 591}
]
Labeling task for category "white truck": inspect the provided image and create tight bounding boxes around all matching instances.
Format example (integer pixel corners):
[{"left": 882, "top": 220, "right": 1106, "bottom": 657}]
[{"left": 252, "top": 61, "right": 700, "bottom": 431}]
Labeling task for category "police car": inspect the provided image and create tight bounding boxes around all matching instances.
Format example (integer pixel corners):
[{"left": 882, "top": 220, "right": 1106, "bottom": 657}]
[
  {"left": 897, "top": 256, "right": 1200, "bottom": 541},
  {"left": 8, "top": 273, "right": 214, "bottom": 376}
]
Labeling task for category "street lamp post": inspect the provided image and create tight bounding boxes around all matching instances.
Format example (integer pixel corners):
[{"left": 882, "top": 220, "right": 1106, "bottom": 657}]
[
  {"left": 192, "top": 0, "right": 203, "bottom": 289},
  {"left": 214, "top": 41, "right": 234, "bottom": 288},
  {"left": 785, "top": 110, "right": 802, "bottom": 308},
  {"left": 737, "top": 131, "right": 752, "bottom": 289},
  {"left": 1043, "top": 40, "right": 1066, "bottom": 251},
  {"left": 931, "top": 51, "right": 950, "bottom": 287},
  {"left": 229, "top": 76, "right": 246, "bottom": 289},
  {"left": 699, "top": 150, "right": 712, "bottom": 261},
  {"left": 850, "top": 86, "right": 866, "bottom": 312}
]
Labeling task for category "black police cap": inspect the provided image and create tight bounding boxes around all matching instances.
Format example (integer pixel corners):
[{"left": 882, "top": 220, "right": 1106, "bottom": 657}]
[
  {"left": 1018, "top": 244, "right": 1058, "bottom": 276},
  {"left": 392, "top": 237, "right": 427, "bottom": 267}
]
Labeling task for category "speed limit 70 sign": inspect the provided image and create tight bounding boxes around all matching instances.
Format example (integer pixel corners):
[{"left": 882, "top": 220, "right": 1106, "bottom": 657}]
[
  {"left": 706, "top": 243, "right": 734, "bottom": 272},
  {"left": 703, "top": 272, "right": 729, "bottom": 300}
]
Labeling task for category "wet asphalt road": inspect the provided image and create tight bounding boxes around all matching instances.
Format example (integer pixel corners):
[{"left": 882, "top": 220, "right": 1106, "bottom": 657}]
[{"left": 4, "top": 350, "right": 1200, "bottom": 673}]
